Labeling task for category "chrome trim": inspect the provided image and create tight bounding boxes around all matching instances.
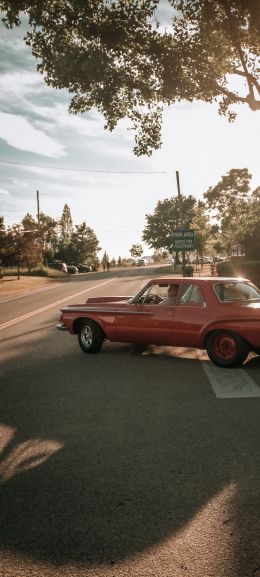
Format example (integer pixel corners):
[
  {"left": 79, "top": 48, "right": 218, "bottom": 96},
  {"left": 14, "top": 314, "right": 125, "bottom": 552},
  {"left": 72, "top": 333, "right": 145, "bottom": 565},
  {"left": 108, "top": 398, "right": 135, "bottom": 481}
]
[
  {"left": 56, "top": 322, "right": 68, "bottom": 331},
  {"left": 61, "top": 307, "right": 153, "bottom": 315}
]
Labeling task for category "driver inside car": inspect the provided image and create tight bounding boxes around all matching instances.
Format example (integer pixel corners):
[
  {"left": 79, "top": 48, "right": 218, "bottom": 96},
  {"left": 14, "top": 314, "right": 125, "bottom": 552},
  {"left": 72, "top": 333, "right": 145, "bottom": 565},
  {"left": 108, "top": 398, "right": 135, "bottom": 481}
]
[{"left": 160, "top": 284, "right": 179, "bottom": 305}]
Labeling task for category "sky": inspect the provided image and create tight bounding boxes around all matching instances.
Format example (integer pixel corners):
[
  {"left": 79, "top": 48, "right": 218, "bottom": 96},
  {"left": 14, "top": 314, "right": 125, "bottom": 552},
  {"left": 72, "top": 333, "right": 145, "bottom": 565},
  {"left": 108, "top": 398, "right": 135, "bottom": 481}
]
[{"left": 0, "top": 1, "right": 260, "bottom": 260}]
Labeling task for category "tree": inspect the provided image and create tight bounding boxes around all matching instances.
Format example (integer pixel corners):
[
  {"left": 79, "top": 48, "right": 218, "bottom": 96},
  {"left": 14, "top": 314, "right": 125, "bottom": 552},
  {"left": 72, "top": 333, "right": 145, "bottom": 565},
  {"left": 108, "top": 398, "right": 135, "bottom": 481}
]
[
  {"left": 38, "top": 212, "right": 59, "bottom": 263},
  {"left": 5, "top": 224, "right": 42, "bottom": 277},
  {"left": 130, "top": 243, "right": 143, "bottom": 258},
  {"left": 60, "top": 222, "right": 101, "bottom": 265},
  {"left": 1, "top": 1, "right": 259, "bottom": 155},
  {"left": 242, "top": 186, "right": 260, "bottom": 258},
  {"left": 58, "top": 204, "right": 73, "bottom": 248},
  {"left": 0, "top": 216, "right": 6, "bottom": 261},
  {"left": 142, "top": 195, "right": 197, "bottom": 252},
  {"left": 110, "top": 257, "right": 116, "bottom": 268},
  {"left": 191, "top": 201, "right": 212, "bottom": 258},
  {"left": 101, "top": 250, "right": 110, "bottom": 271},
  {"left": 203, "top": 168, "right": 254, "bottom": 255}
]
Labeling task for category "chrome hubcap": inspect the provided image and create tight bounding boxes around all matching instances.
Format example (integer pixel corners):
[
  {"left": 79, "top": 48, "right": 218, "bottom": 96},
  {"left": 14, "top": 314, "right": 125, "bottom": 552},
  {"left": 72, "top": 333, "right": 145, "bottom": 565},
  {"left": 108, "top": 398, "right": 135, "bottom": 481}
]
[{"left": 81, "top": 325, "right": 93, "bottom": 348}]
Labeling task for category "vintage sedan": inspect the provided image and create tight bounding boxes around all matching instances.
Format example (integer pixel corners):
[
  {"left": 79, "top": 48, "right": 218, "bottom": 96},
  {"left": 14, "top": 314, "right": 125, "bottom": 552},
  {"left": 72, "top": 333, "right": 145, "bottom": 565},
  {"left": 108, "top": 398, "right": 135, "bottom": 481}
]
[{"left": 56, "top": 277, "right": 260, "bottom": 368}]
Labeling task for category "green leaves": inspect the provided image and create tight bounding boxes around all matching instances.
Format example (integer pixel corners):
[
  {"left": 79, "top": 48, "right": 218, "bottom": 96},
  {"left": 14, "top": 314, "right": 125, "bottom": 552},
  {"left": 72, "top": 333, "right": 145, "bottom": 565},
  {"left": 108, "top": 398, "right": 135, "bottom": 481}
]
[
  {"left": 1, "top": 0, "right": 259, "bottom": 154},
  {"left": 130, "top": 243, "right": 143, "bottom": 258},
  {"left": 142, "top": 195, "right": 197, "bottom": 250},
  {"left": 204, "top": 168, "right": 260, "bottom": 256}
]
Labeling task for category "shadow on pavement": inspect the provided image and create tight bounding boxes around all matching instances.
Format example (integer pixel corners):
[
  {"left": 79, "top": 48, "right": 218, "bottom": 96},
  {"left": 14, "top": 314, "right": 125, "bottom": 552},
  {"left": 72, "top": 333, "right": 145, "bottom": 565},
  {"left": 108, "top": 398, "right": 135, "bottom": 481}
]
[{"left": 0, "top": 336, "right": 259, "bottom": 575}]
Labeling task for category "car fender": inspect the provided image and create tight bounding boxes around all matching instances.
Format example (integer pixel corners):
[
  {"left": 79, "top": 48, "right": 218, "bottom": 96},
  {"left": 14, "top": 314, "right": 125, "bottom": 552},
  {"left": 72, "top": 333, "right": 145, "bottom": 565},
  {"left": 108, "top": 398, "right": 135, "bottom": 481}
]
[
  {"left": 71, "top": 311, "right": 117, "bottom": 339},
  {"left": 200, "top": 318, "right": 254, "bottom": 348}
]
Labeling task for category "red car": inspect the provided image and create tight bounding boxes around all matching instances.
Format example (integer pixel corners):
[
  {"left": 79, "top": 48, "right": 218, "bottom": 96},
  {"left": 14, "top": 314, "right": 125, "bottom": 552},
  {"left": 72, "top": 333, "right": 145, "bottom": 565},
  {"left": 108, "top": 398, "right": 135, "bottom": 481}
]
[{"left": 57, "top": 277, "right": 260, "bottom": 368}]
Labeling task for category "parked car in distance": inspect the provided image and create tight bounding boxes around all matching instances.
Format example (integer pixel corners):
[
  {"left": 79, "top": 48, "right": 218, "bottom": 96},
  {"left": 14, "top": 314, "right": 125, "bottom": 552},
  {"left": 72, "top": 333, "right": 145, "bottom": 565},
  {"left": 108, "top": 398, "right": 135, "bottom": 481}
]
[
  {"left": 57, "top": 276, "right": 260, "bottom": 368},
  {"left": 192, "top": 257, "right": 212, "bottom": 264},
  {"left": 67, "top": 265, "right": 78, "bottom": 274},
  {"left": 47, "top": 261, "right": 67, "bottom": 273},
  {"left": 77, "top": 264, "right": 91, "bottom": 273}
]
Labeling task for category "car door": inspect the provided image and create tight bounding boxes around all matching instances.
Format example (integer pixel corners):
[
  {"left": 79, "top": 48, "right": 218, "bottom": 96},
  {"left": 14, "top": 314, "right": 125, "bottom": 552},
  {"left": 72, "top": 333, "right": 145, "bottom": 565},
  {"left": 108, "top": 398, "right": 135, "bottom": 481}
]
[
  {"left": 173, "top": 283, "right": 210, "bottom": 347},
  {"left": 115, "top": 283, "right": 177, "bottom": 345},
  {"left": 116, "top": 302, "right": 176, "bottom": 344}
]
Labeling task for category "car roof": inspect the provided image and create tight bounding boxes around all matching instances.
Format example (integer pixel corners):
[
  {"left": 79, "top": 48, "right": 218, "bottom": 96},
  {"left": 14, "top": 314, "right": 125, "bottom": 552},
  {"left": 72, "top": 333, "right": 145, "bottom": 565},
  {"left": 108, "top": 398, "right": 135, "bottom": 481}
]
[{"left": 152, "top": 277, "right": 248, "bottom": 283}]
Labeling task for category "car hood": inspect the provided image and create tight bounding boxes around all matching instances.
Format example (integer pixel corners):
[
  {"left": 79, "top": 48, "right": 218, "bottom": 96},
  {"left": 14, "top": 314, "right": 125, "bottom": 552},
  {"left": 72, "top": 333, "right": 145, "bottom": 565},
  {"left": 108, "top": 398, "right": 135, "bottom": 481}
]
[
  {"left": 86, "top": 296, "right": 131, "bottom": 304},
  {"left": 60, "top": 296, "right": 132, "bottom": 313}
]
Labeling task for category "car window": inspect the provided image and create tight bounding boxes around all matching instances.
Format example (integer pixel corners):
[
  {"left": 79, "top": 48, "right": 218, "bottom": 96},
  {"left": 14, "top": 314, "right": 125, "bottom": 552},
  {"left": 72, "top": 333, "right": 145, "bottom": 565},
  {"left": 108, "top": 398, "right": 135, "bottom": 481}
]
[
  {"left": 214, "top": 281, "right": 260, "bottom": 302},
  {"left": 137, "top": 283, "right": 178, "bottom": 304},
  {"left": 180, "top": 284, "right": 205, "bottom": 305}
]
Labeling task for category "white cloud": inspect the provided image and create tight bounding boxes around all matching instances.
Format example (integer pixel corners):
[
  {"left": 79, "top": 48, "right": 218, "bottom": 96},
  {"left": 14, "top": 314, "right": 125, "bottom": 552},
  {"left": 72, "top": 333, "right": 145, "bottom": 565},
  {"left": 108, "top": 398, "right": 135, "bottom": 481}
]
[
  {"left": 0, "top": 187, "right": 10, "bottom": 195},
  {"left": 32, "top": 102, "right": 132, "bottom": 143},
  {"left": 0, "top": 71, "right": 47, "bottom": 110},
  {"left": 0, "top": 112, "right": 66, "bottom": 158}
]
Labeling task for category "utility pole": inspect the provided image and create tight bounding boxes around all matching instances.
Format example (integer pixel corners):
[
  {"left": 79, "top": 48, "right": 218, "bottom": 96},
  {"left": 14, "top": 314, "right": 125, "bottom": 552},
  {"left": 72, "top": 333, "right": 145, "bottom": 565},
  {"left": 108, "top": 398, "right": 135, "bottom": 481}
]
[
  {"left": 36, "top": 190, "right": 40, "bottom": 224},
  {"left": 175, "top": 171, "right": 186, "bottom": 272},
  {"left": 176, "top": 171, "right": 183, "bottom": 225}
]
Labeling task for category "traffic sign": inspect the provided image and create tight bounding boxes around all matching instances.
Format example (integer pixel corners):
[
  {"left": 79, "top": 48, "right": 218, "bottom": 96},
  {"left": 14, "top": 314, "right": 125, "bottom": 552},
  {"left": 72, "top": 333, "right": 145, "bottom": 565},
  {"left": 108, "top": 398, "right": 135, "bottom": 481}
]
[{"left": 172, "top": 229, "right": 195, "bottom": 251}]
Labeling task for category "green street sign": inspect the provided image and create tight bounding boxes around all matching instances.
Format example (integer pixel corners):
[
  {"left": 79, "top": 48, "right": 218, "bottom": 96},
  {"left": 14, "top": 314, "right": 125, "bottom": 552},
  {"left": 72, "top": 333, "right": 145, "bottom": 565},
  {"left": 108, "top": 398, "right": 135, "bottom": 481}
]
[{"left": 172, "top": 228, "right": 195, "bottom": 251}]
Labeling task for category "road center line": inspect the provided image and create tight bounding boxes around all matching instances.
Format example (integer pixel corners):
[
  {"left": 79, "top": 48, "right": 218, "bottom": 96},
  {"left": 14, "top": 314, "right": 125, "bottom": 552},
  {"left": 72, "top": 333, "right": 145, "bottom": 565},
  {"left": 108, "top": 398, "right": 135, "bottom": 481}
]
[
  {"left": 201, "top": 361, "right": 260, "bottom": 398},
  {"left": 0, "top": 278, "right": 114, "bottom": 331}
]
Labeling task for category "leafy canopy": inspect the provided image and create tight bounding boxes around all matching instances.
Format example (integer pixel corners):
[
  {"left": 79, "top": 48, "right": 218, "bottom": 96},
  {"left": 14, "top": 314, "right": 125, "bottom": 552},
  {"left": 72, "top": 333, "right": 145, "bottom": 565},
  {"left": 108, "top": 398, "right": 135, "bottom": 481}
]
[
  {"left": 1, "top": 0, "right": 259, "bottom": 155},
  {"left": 204, "top": 167, "right": 260, "bottom": 256},
  {"left": 142, "top": 194, "right": 197, "bottom": 251},
  {"left": 130, "top": 243, "right": 143, "bottom": 258}
]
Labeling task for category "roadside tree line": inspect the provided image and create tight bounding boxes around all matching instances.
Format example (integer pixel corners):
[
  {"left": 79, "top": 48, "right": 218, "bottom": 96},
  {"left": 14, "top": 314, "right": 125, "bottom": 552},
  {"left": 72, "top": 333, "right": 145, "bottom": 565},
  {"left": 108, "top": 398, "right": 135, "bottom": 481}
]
[
  {"left": 0, "top": 204, "right": 101, "bottom": 275},
  {"left": 142, "top": 168, "right": 260, "bottom": 259}
]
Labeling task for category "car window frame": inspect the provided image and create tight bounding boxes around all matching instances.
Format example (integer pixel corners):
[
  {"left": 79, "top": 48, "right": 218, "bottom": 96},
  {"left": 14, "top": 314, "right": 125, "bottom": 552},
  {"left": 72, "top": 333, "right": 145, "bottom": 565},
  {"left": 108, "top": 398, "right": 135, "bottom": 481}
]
[
  {"left": 213, "top": 280, "right": 260, "bottom": 303},
  {"left": 179, "top": 283, "right": 206, "bottom": 306}
]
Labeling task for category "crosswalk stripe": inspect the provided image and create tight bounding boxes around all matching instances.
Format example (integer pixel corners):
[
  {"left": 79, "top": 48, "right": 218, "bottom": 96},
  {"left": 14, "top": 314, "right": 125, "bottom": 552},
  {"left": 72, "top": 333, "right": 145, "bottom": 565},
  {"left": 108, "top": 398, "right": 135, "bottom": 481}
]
[{"left": 201, "top": 361, "right": 260, "bottom": 398}]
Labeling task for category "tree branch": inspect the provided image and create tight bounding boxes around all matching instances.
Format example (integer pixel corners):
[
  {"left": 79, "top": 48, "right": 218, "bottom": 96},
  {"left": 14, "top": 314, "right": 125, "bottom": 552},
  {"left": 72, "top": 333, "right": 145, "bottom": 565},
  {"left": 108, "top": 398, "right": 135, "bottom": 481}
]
[
  {"left": 231, "top": 69, "right": 260, "bottom": 96},
  {"left": 217, "top": 0, "right": 260, "bottom": 106}
]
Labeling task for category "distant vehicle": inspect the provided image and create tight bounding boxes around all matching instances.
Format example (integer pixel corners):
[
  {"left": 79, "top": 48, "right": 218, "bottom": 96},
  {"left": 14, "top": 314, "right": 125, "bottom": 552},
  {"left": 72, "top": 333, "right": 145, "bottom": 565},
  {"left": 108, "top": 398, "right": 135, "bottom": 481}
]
[
  {"left": 47, "top": 261, "right": 67, "bottom": 273},
  {"left": 214, "top": 256, "right": 225, "bottom": 262},
  {"left": 57, "top": 276, "right": 260, "bottom": 368},
  {"left": 67, "top": 265, "right": 78, "bottom": 274},
  {"left": 191, "top": 257, "right": 212, "bottom": 265},
  {"left": 77, "top": 264, "right": 91, "bottom": 273},
  {"left": 136, "top": 258, "right": 146, "bottom": 267}
]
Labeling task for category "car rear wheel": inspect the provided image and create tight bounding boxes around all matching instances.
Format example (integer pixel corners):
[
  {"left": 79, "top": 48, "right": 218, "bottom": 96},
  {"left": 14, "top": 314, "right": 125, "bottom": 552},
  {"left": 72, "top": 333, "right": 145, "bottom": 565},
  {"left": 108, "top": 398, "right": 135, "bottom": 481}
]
[
  {"left": 206, "top": 331, "right": 249, "bottom": 368},
  {"left": 78, "top": 320, "right": 104, "bottom": 353}
]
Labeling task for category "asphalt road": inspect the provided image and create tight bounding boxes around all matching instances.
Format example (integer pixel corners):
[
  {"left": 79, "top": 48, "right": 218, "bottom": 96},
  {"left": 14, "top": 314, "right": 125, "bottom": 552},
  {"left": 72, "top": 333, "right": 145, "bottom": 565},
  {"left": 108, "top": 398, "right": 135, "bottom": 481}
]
[{"left": 0, "top": 266, "right": 260, "bottom": 577}]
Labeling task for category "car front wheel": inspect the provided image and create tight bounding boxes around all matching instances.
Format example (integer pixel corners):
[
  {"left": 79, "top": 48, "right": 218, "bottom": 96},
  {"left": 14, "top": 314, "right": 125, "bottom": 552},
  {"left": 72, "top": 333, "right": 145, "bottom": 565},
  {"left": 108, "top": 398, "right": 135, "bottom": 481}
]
[
  {"left": 206, "top": 331, "right": 249, "bottom": 368},
  {"left": 78, "top": 320, "right": 104, "bottom": 353}
]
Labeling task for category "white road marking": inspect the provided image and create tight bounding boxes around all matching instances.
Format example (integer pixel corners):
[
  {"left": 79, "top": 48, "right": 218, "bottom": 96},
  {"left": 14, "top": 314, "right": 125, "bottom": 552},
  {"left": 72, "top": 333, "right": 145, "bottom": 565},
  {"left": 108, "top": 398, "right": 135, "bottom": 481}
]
[
  {"left": 0, "top": 278, "right": 114, "bottom": 331},
  {"left": 202, "top": 361, "right": 260, "bottom": 398}
]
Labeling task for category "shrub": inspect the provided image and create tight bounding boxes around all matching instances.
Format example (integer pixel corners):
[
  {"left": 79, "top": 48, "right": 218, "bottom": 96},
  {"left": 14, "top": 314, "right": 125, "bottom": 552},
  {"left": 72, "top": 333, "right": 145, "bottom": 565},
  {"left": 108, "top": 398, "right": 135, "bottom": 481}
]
[
  {"left": 29, "top": 267, "right": 48, "bottom": 276},
  {"left": 217, "top": 260, "right": 260, "bottom": 287},
  {"left": 45, "top": 266, "right": 67, "bottom": 278}
]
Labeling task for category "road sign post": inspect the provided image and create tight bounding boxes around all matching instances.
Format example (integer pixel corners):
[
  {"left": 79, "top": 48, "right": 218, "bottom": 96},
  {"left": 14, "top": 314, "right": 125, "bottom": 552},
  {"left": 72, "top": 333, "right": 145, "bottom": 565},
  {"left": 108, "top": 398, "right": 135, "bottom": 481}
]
[
  {"left": 173, "top": 229, "right": 195, "bottom": 275},
  {"left": 172, "top": 229, "right": 195, "bottom": 252}
]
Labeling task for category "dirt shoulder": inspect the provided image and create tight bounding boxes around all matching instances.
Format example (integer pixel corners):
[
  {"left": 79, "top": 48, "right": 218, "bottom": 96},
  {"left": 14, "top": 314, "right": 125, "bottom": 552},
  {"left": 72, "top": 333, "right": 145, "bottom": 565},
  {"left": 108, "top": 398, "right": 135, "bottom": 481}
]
[{"left": 0, "top": 275, "right": 69, "bottom": 300}]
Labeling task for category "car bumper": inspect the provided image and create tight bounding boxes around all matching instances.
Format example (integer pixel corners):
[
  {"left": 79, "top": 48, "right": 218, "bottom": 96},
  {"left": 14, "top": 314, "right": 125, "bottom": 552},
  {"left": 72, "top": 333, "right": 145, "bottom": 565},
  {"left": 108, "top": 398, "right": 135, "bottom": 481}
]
[{"left": 56, "top": 322, "right": 68, "bottom": 331}]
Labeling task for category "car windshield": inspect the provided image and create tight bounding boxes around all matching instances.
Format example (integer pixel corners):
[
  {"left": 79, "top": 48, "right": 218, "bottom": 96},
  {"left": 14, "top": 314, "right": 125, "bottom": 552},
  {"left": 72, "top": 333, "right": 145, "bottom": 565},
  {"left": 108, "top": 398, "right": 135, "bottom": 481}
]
[{"left": 214, "top": 281, "right": 260, "bottom": 302}]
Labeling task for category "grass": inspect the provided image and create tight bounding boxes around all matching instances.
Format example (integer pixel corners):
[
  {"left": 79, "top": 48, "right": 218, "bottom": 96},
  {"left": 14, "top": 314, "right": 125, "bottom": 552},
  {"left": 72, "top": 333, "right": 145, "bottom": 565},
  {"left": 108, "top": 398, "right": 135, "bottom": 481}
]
[{"left": 2, "top": 266, "right": 66, "bottom": 279}]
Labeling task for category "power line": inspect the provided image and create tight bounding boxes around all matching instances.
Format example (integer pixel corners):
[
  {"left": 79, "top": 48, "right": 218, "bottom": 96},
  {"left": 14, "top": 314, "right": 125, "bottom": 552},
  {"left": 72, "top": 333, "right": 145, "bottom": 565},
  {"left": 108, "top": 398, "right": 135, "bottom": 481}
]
[{"left": 0, "top": 159, "right": 167, "bottom": 174}]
